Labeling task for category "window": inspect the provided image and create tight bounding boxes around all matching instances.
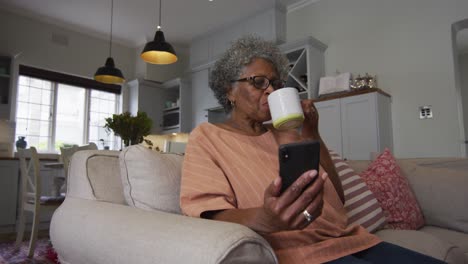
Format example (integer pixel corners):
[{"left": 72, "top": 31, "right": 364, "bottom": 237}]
[
  {"left": 55, "top": 84, "right": 86, "bottom": 149},
  {"left": 15, "top": 75, "right": 121, "bottom": 152},
  {"left": 89, "top": 90, "right": 119, "bottom": 150},
  {"left": 16, "top": 77, "right": 54, "bottom": 151}
]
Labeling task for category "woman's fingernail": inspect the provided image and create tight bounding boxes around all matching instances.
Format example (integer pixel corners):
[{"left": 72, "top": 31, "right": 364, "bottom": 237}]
[
  {"left": 274, "top": 177, "right": 281, "bottom": 186},
  {"left": 321, "top": 172, "right": 328, "bottom": 180},
  {"left": 309, "top": 170, "right": 318, "bottom": 178}
]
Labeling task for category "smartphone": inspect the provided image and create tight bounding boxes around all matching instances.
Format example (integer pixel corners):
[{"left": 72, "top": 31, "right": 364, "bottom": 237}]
[{"left": 279, "top": 140, "right": 320, "bottom": 193}]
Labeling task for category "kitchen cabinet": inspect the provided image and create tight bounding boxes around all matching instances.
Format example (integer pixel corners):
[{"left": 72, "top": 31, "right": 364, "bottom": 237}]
[
  {"left": 188, "top": 36, "right": 326, "bottom": 130},
  {"left": 279, "top": 36, "right": 327, "bottom": 100},
  {"left": 127, "top": 77, "right": 190, "bottom": 134},
  {"left": 190, "top": 68, "right": 219, "bottom": 129},
  {"left": 314, "top": 89, "right": 393, "bottom": 160},
  {"left": 0, "top": 55, "right": 18, "bottom": 120},
  {"left": 0, "top": 160, "right": 19, "bottom": 230},
  {"left": 160, "top": 77, "right": 191, "bottom": 134},
  {"left": 190, "top": 5, "right": 286, "bottom": 70},
  {"left": 127, "top": 79, "right": 164, "bottom": 134},
  {"left": 207, "top": 106, "right": 228, "bottom": 125}
]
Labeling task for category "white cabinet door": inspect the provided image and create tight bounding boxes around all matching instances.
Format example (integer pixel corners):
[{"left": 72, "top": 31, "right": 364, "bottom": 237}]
[
  {"left": 179, "top": 77, "right": 192, "bottom": 133},
  {"left": 341, "top": 93, "right": 379, "bottom": 160},
  {"left": 0, "top": 160, "right": 18, "bottom": 227},
  {"left": 315, "top": 99, "right": 343, "bottom": 157},
  {"left": 139, "top": 83, "right": 165, "bottom": 134},
  {"left": 315, "top": 91, "right": 392, "bottom": 160},
  {"left": 0, "top": 56, "right": 13, "bottom": 120},
  {"left": 191, "top": 69, "right": 218, "bottom": 129},
  {"left": 127, "top": 80, "right": 165, "bottom": 134}
]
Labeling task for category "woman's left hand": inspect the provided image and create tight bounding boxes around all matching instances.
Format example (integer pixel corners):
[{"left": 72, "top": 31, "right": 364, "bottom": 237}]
[{"left": 301, "top": 99, "right": 319, "bottom": 139}]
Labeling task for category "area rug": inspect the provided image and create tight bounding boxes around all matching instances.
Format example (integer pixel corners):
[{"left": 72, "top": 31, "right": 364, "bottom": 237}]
[{"left": 0, "top": 238, "right": 59, "bottom": 264}]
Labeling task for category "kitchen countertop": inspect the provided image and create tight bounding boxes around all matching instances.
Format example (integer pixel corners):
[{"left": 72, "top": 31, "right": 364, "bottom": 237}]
[{"left": 0, "top": 153, "right": 60, "bottom": 161}]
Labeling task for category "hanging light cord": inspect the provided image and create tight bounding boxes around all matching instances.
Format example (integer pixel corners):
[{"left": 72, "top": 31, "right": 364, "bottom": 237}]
[
  {"left": 109, "top": 0, "right": 114, "bottom": 57},
  {"left": 158, "top": 0, "right": 162, "bottom": 29}
]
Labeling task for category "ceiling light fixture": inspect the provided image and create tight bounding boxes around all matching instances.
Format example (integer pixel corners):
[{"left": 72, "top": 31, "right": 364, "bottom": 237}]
[
  {"left": 94, "top": 0, "right": 125, "bottom": 84},
  {"left": 140, "top": 0, "right": 178, "bottom": 64}
]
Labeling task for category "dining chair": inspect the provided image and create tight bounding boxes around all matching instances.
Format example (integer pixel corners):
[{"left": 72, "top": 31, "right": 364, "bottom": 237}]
[
  {"left": 59, "top": 142, "right": 98, "bottom": 193},
  {"left": 59, "top": 145, "right": 78, "bottom": 179},
  {"left": 15, "top": 147, "right": 65, "bottom": 257}
]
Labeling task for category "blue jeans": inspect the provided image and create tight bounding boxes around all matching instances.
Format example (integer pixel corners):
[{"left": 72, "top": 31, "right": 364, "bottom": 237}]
[{"left": 326, "top": 242, "right": 446, "bottom": 264}]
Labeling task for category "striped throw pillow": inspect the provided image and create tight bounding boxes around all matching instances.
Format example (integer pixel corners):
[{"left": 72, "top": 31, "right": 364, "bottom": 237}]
[{"left": 329, "top": 150, "right": 387, "bottom": 233}]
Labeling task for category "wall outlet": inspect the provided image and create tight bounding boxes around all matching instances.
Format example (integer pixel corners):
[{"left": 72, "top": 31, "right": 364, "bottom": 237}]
[{"left": 419, "top": 106, "right": 433, "bottom": 119}]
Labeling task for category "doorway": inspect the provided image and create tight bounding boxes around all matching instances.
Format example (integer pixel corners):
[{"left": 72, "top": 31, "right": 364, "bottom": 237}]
[{"left": 452, "top": 19, "right": 468, "bottom": 157}]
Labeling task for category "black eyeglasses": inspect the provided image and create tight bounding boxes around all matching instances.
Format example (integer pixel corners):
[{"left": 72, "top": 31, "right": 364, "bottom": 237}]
[{"left": 231, "top": 76, "right": 286, "bottom": 90}]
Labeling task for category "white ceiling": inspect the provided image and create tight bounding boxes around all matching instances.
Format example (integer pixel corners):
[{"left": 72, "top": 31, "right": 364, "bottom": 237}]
[{"left": 0, "top": 0, "right": 313, "bottom": 48}]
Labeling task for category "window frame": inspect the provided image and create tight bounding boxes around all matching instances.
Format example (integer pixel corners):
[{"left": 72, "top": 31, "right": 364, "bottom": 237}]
[{"left": 15, "top": 73, "right": 122, "bottom": 153}]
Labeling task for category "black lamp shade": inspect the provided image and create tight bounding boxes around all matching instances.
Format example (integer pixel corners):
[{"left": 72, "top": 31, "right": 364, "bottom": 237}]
[
  {"left": 94, "top": 57, "right": 125, "bottom": 84},
  {"left": 141, "top": 30, "right": 178, "bottom": 64}
]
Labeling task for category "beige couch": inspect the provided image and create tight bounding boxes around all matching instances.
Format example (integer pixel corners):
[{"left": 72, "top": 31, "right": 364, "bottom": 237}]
[{"left": 50, "top": 149, "right": 468, "bottom": 264}]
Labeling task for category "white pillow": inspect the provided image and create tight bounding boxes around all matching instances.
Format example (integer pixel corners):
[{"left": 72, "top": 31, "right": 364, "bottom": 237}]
[{"left": 120, "top": 145, "right": 184, "bottom": 214}]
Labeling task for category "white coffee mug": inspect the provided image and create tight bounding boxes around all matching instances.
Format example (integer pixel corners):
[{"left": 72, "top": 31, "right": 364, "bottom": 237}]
[{"left": 268, "top": 87, "right": 304, "bottom": 130}]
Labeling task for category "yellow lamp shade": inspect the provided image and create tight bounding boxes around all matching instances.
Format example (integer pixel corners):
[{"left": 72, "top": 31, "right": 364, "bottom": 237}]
[
  {"left": 94, "top": 57, "right": 125, "bottom": 84},
  {"left": 141, "top": 30, "right": 177, "bottom": 64}
]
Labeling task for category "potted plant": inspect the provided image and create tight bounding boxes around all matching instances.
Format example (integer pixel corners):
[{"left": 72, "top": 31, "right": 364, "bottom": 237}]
[{"left": 104, "top": 111, "right": 152, "bottom": 147}]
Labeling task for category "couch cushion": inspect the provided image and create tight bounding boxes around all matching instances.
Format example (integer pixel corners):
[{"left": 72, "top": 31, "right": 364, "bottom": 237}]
[
  {"left": 120, "top": 145, "right": 184, "bottom": 214},
  {"left": 87, "top": 154, "right": 126, "bottom": 204},
  {"left": 67, "top": 150, "right": 126, "bottom": 204},
  {"left": 375, "top": 229, "right": 467, "bottom": 263},
  {"left": 360, "top": 149, "right": 425, "bottom": 230},
  {"left": 346, "top": 160, "right": 372, "bottom": 174},
  {"left": 421, "top": 226, "right": 468, "bottom": 257},
  {"left": 397, "top": 161, "right": 468, "bottom": 234},
  {"left": 330, "top": 151, "right": 386, "bottom": 233}
]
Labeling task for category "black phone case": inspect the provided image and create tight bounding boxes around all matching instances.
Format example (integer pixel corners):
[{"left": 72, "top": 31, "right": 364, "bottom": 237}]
[{"left": 279, "top": 140, "right": 320, "bottom": 193}]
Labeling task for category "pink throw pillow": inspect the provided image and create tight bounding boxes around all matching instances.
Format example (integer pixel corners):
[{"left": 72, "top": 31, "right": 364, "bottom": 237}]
[{"left": 359, "top": 148, "right": 425, "bottom": 230}]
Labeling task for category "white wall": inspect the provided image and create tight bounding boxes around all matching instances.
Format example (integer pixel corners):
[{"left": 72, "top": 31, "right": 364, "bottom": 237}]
[
  {"left": 0, "top": 9, "right": 136, "bottom": 81},
  {"left": 287, "top": 0, "right": 468, "bottom": 158},
  {"left": 460, "top": 53, "right": 468, "bottom": 147}
]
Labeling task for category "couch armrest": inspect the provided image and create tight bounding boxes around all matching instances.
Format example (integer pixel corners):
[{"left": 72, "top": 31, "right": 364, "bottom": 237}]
[
  {"left": 51, "top": 198, "right": 277, "bottom": 264},
  {"left": 398, "top": 159, "right": 468, "bottom": 233}
]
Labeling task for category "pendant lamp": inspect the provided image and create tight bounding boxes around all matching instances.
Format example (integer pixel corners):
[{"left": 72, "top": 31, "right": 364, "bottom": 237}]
[
  {"left": 94, "top": 0, "right": 125, "bottom": 84},
  {"left": 141, "top": 0, "right": 178, "bottom": 64}
]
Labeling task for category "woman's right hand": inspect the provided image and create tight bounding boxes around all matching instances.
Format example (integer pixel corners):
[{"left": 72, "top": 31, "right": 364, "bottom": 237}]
[{"left": 255, "top": 168, "right": 327, "bottom": 233}]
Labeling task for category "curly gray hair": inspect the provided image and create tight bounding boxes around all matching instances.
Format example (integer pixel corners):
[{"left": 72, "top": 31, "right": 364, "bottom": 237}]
[{"left": 209, "top": 35, "right": 289, "bottom": 113}]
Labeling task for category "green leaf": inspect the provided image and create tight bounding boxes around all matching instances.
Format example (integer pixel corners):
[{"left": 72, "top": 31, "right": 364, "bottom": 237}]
[{"left": 103, "top": 111, "right": 153, "bottom": 145}]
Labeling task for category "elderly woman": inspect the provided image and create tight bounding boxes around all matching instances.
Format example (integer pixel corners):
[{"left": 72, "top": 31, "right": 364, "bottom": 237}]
[{"left": 180, "top": 36, "right": 443, "bottom": 264}]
